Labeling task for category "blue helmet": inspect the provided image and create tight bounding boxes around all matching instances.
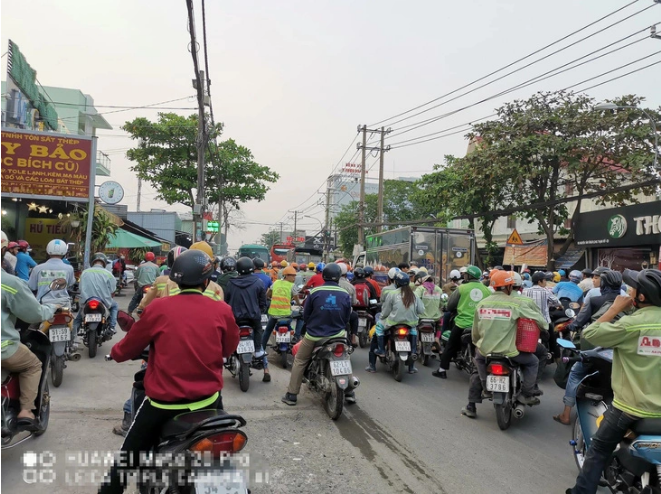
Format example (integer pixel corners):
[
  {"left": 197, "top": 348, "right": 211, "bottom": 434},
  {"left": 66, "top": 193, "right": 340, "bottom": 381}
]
[
  {"left": 394, "top": 271, "right": 409, "bottom": 288},
  {"left": 364, "top": 266, "right": 374, "bottom": 277},
  {"left": 316, "top": 262, "right": 325, "bottom": 273}
]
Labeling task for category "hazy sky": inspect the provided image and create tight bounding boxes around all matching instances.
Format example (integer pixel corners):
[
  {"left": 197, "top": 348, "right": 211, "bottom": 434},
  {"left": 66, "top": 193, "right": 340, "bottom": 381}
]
[{"left": 2, "top": 0, "right": 660, "bottom": 250}]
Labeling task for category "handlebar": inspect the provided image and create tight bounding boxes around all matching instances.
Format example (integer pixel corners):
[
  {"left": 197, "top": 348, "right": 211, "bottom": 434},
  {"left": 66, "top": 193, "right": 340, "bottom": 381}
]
[{"left": 561, "top": 356, "right": 582, "bottom": 364}]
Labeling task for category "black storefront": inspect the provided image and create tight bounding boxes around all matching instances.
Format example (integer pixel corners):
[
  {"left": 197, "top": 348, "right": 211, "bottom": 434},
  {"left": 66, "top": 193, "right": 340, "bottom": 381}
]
[{"left": 574, "top": 200, "right": 661, "bottom": 271}]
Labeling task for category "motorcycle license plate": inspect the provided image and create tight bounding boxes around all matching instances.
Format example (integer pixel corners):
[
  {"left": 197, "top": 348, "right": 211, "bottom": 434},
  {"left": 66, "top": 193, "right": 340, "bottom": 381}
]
[
  {"left": 261, "top": 314, "right": 268, "bottom": 323},
  {"left": 421, "top": 333, "right": 435, "bottom": 343},
  {"left": 395, "top": 341, "right": 411, "bottom": 352},
  {"left": 330, "top": 360, "right": 352, "bottom": 376},
  {"left": 49, "top": 326, "right": 70, "bottom": 342},
  {"left": 236, "top": 340, "right": 255, "bottom": 354},
  {"left": 195, "top": 469, "right": 247, "bottom": 494},
  {"left": 486, "top": 375, "right": 509, "bottom": 392},
  {"left": 276, "top": 333, "right": 291, "bottom": 343},
  {"left": 358, "top": 318, "right": 367, "bottom": 328},
  {"left": 85, "top": 314, "right": 102, "bottom": 322}
]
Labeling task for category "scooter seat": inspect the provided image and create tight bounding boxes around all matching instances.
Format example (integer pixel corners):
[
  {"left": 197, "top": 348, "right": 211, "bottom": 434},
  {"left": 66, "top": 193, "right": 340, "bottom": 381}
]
[
  {"left": 631, "top": 418, "right": 661, "bottom": 435},
  {"left": 160, "top": 409, "right": 228, "bottom": 439}
]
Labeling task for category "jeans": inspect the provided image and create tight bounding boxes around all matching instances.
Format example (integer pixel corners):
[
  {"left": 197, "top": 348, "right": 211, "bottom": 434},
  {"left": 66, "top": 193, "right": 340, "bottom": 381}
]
[
  {"left": 569, "top": 406, "right": 639, "bottom": 494},
  {"left": 295, "top": 318, "right": 305, "bottom": 338},
  {"left": 368, "top": 337, "right": 378, "bottom": 369},
  {"left": 439, "top": 321, "right": 468, "bottom": 371},
  {"left": 474, "top": 349, "right": 539, "bottom": 396},
  {"left": 562, "top": 362, "right": 588, "bottom": 407},
  {"left": 123, "top": 361, "right": 148, "bottom": 415},
  {"left": 238, "top": 318, "right": 267, "bottom": 369},
  {"left": 261, "top": 316, "right": 291, "bottom": 370},
  {"left": 128, "top": 288, "right": 145, "bottom": 314},
  {"left": 73, "top": 300, "right": 119, "bottom": 331}
]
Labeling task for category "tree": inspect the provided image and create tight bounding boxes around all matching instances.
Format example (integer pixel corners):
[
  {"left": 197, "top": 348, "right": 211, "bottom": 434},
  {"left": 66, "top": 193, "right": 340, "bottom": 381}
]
[
  {"left": 261, "top": 230, "right": 281, "bottom": 249},
  {"left": 122, "top": 114, "right": 279, "bottom": 212},
  {"left": 60, "top": 208, "right": 119, "bottom": 256}
]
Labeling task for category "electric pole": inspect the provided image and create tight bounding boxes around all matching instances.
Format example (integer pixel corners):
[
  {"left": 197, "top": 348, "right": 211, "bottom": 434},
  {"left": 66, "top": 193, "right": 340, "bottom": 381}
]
[
  {"left": 324, "top": 176, "right": 332, "bottom": 261},
  {"left": 358, "top": 125, "right": 367, "bottom": 247},
  {"left": 376, "top": 126, "right": 392, "bottom": 233},
  {"left": 136, "top": 177, "right": 142, "bottom": 212}
]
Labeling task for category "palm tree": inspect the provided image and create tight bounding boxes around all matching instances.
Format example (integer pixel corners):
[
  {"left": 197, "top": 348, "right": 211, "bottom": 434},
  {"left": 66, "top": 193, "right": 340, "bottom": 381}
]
[{"left": 59, "top": 207, "right": 120, "bottom": 261}]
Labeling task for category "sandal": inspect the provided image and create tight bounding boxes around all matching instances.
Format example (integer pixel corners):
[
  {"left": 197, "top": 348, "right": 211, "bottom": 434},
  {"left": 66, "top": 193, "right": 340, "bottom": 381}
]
[{"left": 553, "top": 415, "right": 571, "bottom": 425}]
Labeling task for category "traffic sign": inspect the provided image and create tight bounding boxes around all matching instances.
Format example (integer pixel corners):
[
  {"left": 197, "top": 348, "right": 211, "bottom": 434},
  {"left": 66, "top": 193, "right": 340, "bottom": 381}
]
[{"left": 506, "top": 229, "right": 524, "bottom": 245}]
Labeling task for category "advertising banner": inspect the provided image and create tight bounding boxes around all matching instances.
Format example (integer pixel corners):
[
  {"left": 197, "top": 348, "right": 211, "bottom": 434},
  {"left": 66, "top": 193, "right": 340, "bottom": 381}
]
[
  {"left": 24, "top": 218, "right": 73, "bottom": 261},
  {"left": 1, "top": 128, "right": 93, "bottom": 201}
]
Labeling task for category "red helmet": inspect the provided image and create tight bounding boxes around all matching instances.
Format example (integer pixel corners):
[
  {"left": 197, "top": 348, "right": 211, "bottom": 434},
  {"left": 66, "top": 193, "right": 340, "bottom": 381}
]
[
  {"left": 17, "top": 240, "right": 29, "bottom": 250},
  {"left": 145, "top": 252, "right": 156, "bottom": 262},
  {"left": 7, "top": 242, "right": 19, "bottom": 249}
]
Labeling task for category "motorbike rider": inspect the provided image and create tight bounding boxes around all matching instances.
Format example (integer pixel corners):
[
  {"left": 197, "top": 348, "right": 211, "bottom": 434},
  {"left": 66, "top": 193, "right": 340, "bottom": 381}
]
[
  {"left": 338, "top": 262, "right": 359, "bottom": 346},
  {"left": 365, "top": 268, "right": 400, "bottom": 373},
  {"left": 442, "top": 269, "right": 462, "bottom": 295},
  {"left": 552, "top": 270, "right": 585, "bottom": 304},
  {"left": 462, "top": 271, "right": 547, "bottom": 419},
  {"left": 28, "top": 239, "right": 75, "bottom": 305},
  {"left": 578, "top": 268, "right": 594, "bottom": 292},
  {"left": 282, "top": 263, "right": 353, "bottom": 406},
  {"left": 553, "top": 270, "right": 626, "bottom": 426},
  {"left": 225, "top": 257, "right": 269, "bottom": 382},
  {"left": 100, "top": 249, "right": 239, "bottom": 494},
  {"left": 434, "top": 265, "right": 490, "bottom": 379},
  {"left": 363, "top": 266, "right": 382, "bottom": 299},
  {"left": 128, "top": 252, "right": 159, "bottom": 314},
  {"left": 15, "top": 240, "right": 37, "bottom": 281},
  {"left": 218, "top": 256, "right": 239, "bottom": 291},
  {"left": 566, "top": 269, "right": 661, "bottom": 494},
  {"left": 3, "top": 241, "right": 19, "bottom": 275},
  {"left": 352, "top": 267, "right": 379, "bottom": 305},
  {"left": 414, "top": 272, "right": 443, "bottom": 321},
  {"left": 303, "top": 262, "right": 326, "bottom": 290},
  {"left": 253, "top": 258, "right": 273, "bottom": 291},
  {"left": 75, "top": 253, "right": 118, "bottom": 340},
  {"left": 583, "top": 267, "right": 628, "bottom": 304}
]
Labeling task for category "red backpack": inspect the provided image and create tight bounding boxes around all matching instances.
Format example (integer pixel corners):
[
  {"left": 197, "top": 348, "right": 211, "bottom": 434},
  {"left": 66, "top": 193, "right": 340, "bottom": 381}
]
[{"left": 354, "top": 282, "right": 371, "bottom": 308}]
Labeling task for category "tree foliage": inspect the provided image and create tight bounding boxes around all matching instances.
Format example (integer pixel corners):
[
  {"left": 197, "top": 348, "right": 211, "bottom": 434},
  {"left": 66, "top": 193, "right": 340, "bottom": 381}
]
[{"left": 261, "top": 230, "right": 281, "bottom": 249}]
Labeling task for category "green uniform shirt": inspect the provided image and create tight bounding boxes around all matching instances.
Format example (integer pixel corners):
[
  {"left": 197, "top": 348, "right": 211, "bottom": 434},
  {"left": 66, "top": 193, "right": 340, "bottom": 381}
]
[
  {"left": 472, "top": 291, "right": 548, "bottom": 358},
  {"left": 583, "top": 306, "right": 661, "bottom": 419},
  {"left": 136, "top": 261, "right": 160, "bottom": 287},
  {"left": 414, "top": 285, "right": 443, "bottom": 320},
  {"left": 455, "top": 281, "right": 491, "bottom": 329}
]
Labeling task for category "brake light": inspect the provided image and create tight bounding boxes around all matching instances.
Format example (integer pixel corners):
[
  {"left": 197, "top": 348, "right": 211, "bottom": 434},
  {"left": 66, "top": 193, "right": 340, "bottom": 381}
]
[
  {"left": 53, "top": 314, "right": 72, "bottom": 324},
  {"left": 488, "top": 363, "right": 509, "bottom": 376},
  {"left": 278, "top": 327, "right": 289, "bottom": 333},
  {"left": 88, "top": 300, "right": 100, "bottom": 310},
  {"left": 397, "top": 328, "right": 408, "bottom": 337},
  {"left": 142, "top": 286, "right": 151, "bottom": 293},
  {"left": 333, "top": 344, "right": 345, "bottom": 357},
  {"left": 188, "top": 431, "right": 247, "bottom": 456},
  {"left": 239, "top": 327, "right": 252, "bottom": 337}
]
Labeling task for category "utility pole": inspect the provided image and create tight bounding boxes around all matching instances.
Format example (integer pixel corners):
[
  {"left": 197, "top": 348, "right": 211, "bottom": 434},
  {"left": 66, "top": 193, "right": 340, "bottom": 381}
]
[
  {"left": 136, "top": 177, "right": 142, "bottom": 212},
  {"left": 293, "top": 210, "right": 298, "bottom": 243},
  {"left": 324, "top": 175, "right": 332, "bottom": 262},
  {"left": 376, "top": 126, "right": 392, "bottom": 233}
]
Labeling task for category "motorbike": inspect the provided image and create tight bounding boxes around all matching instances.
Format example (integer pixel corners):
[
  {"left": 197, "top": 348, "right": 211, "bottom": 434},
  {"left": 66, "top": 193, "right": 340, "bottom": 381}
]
[
  {"left": 548, "top": 301, "right": 578, "bottom": 364},
  {"left": 417, "top": 319, "right": 437, "bottom": 366},
  {"left": 1, "top": 279, "right": 65, "bottom": 448},
  {"left": 269, "top": 317, "right": 295, "bottom": 369},
  {"left": 68, "top": 282, "right": 80, "bottom": 313},
  {"left": 439, "top": 314, "right": 475, "bottom": 376},
  {"left": 484, "top": 353, "right": 538, "bottom": 430},
  {"left": 106, "top": 312, "right": 250, "bottom": 494},
  {"left": 355, "top": 309, "right": 375, "bottom": 349},
  {"left": 81, "top": 297, "right": 113, "bottom": 358},
  {"left": 557, "top": 339, "right": 661, "bottom": 492},
  {"left": 377, "top": 324, "right": 417, "bottom": 382},
  {"left": 301, "top": 336, "right": 358, "bottom": 420},
  {"left": 224, "top": 325, "right": 256, "bottom": 392}
]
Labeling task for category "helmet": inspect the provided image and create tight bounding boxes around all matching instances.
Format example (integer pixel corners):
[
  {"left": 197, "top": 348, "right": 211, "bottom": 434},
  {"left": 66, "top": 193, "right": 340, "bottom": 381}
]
[
  {"left": 354, "top": 267, "right": 366, "bottom": 279},
  {"left": 558, "top": 269, "right": 567, "bottom": 277},
  {"left": 308, "top": 262, "right": 316, "bottom": 270},
  {"left": 552, "top": 272, "right": 561, "bottom": 283},
  {"left": 291, "top": 262, "right": 298, "bottom": 269},
  {"left": 388, "top": 267, "right": 400, "bottom": 280},
  {"left": 494, "top": 266, "right": 504, "bottom": 271},
  {"left": 46, "top": 239, "right": 68, "bottom": 256},
  {"left": 0, "top": 231, "right": 8, "bottom": 250},
  {"left": 623, "top": 269, "right": 661, "bottom": 307},
  {"left": 532, "top": 271, "right": 550, "bottom": 284},
  {"left": 254, "top": 258, "right": 265, "bottom": 270},
  {"left": 415, "top": 272, "right": 431, "bottom": 284},
  {"left": 581, "top": 268, "right": 593, "bottom": 276},
  {"left": 600, "top": 270, "right": 623, "bottom": 290},
  {"left": 510, "top": 271, "right": 523, "bottom": 288},
  {"left": 190, "top": 241, "right": 214, "bottom": 258},
  {"left": 7, "top": 241, "right": 18, "bottom": 250},
  {"left": 167, "top": 246, "right": 188, "bottom": 268},
  {"left": 322, "top": 263, "right": 341, "bottom": 282},
  {"left": 17, "top": 240, "right": 29, "bottom": 251},
  {"left": 460, "top": 266, "right": 468, "bottom": 273},
  {"left": 283, "top": 266, "right": 297, "bottom": 276},
  {"left": 91, "top": 252, "right": 108, "bottom": 266},
  {"left": 393, "top": 271, "right": 410, "bottom": 288},
  {"left": 169, "top": 250, "right": 214, "bottom": 286},
  {"left": 522, "top": 268, "right": 531, "bottom": 274},
  {"left": 592, "top": 266, "right": 610, "bottom": 276},
  {"left": 236, "top": 257, "right": 255, "bottom": 275},
  {"left": 449, "top": 269, "right": 461, "bottom": 281},
  {"left": 490, "top": 271, "right": 514, "bottom": 288},
  {"left": 120, "top": 254, "right": 125, "bottom": 259},
  {"left": 569, "top": 270, "right": 582, "bottom": 282},
  {"left": 522, "top": 272, "right": 531, "bottom": 281},
  {"left": 419, "top": 266, "right": 428, "bottom": 273},
  {"left": 220, "top": 256, "right": 237, "bottom": 273},
  {"left": 364, "top": 266, "right": 374, "bottom": 277},
  {"left": 466, "top": 265, "right": 482, "bottom": 280},
  {"left": 337, "top": 263, "right": 348, "bottom": 276},
  {"left": 316, "top": 262, "right": 325, "bottom": 273},
  {"left": 280, "top": 260, "right": 288, "bottom": 268},
  {"left": 145, "top": 252, "right": 156, "bottom": 262}
]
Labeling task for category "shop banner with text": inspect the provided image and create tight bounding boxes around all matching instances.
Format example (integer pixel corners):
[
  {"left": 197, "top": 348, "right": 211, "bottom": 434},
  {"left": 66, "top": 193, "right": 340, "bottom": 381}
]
[{"left": 1, "top": 129, "right": 92, "bottom": 200}]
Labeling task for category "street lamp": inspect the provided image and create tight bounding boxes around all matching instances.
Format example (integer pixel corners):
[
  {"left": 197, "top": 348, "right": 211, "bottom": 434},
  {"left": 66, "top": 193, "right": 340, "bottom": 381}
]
[
  {"left": 304, "top": 215, "right": 324, "bottom": 232},
  {"left": 594, "top": 102, "right": 661, "bottom": 170}
]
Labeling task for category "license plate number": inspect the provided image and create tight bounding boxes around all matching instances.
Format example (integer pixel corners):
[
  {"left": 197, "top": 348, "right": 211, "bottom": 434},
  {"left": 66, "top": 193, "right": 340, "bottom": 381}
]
[
  {"left": 195, "top": 469, "right": 247, "bottom": 494},
  {"left": 330, "top": 360, "right": 352, "bottom": 376},
  {"left": 421, "top": 333, "right": 435, "bottom": 343},
  {"left": 395, "top": 341, "right": 411, "bottom": 352},
  {"left": 49, "top": 326, "right": 70, "bottom": 342},
  {"left": 261, "top": 314, "right": 268, "bottom": 323},
  {"left": 358, "top": 318, "right": 367, "bottom": 328},
  {"left": 276, "top": 333, "right": 290, "bottom": 343},
  {"left": 486, "top": 375, "right": 510, "bottom": 392},
  {"left": 236, "top": 340, "right": 255, "bottom": 354},
  {"left": 85, "top": 314, "right": 102, "bottom": 322}
]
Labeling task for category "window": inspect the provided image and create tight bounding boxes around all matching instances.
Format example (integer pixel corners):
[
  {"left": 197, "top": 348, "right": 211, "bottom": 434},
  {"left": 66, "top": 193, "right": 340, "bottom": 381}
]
[{"left": 506, "top": 215, "right": 517, "bottom": 229}]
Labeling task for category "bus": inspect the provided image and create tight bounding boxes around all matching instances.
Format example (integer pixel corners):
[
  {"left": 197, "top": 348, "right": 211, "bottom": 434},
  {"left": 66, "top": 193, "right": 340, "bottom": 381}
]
[
  {"left": 237, "top": 244, "right": 271, "bottom": 263},
  {"left": 270, "top": 243, "right": 294, "bottom": 264}
]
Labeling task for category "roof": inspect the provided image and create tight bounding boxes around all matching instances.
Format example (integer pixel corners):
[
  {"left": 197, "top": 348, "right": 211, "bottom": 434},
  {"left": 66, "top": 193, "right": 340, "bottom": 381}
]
[
  {"left": 106, "top": 229, "right": 162, "bottom": 249},
  {"left": 239, "top": 244, "right": 268, "bottom": 249}
]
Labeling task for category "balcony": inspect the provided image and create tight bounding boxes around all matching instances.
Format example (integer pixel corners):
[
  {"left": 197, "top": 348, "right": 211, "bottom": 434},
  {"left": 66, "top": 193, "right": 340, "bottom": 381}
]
[{"left": 96, "top": 150, "right": 111, "bottom": 177}]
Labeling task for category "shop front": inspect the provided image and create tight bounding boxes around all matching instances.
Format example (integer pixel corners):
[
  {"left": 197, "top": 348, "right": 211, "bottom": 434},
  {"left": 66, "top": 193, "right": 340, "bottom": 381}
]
[{"left": 574, "top": 200, "right": 661, "bottom": 271}]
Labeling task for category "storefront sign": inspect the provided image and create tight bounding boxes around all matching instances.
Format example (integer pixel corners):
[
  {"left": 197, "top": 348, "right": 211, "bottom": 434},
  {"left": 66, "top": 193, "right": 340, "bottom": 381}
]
[
  {"left": 24, "top": 218, "right": 72, "bottom": 261},
  {"left": 1, "top": 129, "right": 93, "bottom": 201},
  {"left": 574, "top": 201, "right": 661, "bottom": 247}
]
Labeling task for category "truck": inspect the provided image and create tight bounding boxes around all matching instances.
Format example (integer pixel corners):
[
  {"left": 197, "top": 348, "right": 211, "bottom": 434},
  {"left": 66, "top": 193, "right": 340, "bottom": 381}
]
[
  {"left": 353, "top": 226, "right": 476, "bottom": 285},
  {"left": 237, "top": 244, "right": 271, "bottom": 263},
  {"left": 270, "top": 243, "right": 295, "bottom": 264},
  {"left": 287, "top": 245, "right": 323, "bottom": 267}
]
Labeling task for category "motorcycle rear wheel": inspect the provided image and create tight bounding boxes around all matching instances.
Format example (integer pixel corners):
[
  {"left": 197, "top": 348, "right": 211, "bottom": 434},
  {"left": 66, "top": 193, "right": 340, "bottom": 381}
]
[
  {"left": 393, "top": 357, "right": 404, "bottom": 382},
  {"left": 280, "top": 350, "right": 288, "bottom": 369},
  {"left": 239, "top": 362, "right": 250, "bottom": 392},
  {"left": 358, "top": 332, "right": 367, "bottom": 348},
  {"left": 33, "top": 382, "right": 50, "bottom": 436},
  {"left": 572, "top": 414, "right": 586, "bottom": 471},
  {"left": 422, "top": 353, "right": 431, "bottom": 367},
  {"left": 323, "top": 362, "right": 344, "bottom": 420},
  {"left": 495, "top": 402, "right": 512, "bottom": 430},
  {"left": 51, "top": 356, "right": 64, "bottom": 388},
  {"left": 88, "top": 330, "right": 97, "bottom": 358}
]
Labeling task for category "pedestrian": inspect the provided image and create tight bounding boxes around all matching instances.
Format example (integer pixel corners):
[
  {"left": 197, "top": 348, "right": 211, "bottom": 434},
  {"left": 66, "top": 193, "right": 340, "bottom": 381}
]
[{"left": 15, "top": 240, "right": 36, "bottom": 281}]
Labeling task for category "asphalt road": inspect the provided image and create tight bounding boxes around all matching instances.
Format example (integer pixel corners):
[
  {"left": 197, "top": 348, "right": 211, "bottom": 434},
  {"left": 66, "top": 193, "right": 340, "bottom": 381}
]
[{"left": 2, "top": 290, "right": 601, "bottom": 494}]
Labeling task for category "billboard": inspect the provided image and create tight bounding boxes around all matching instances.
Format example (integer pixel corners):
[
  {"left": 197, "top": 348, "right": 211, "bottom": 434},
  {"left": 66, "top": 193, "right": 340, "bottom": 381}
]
[{"left": 1, "top": 128, "right": 94, "bottom": 201}]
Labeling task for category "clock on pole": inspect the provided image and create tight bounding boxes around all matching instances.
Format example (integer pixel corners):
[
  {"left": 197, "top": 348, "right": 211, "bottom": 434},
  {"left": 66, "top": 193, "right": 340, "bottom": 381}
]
[{"left": 98, "top": 181, "right": 124, "bottom": 205}]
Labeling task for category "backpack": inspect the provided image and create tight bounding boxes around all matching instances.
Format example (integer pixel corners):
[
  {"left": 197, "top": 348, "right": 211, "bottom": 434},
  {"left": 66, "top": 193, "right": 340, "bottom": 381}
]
[
  {"left": 354, "top": 282, "right": 371, "bottom": 308},
  {"left": 590, "top": 300, "right": 628, "bottom": 323}
]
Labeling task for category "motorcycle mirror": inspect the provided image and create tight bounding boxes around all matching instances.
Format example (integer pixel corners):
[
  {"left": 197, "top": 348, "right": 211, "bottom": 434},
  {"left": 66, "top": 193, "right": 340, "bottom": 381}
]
[
  {"left": 441, "top": 294, "right": 448, "bottom": 301},
  {"left": 117, "top": 310, "right": 135, "bottom": 332},
  {"left": 565, "top": 309, "right": 576, "bottom": 318},
  {"left": 49, "top": 278, "right": 67, "bottom": 291},
  {"left": 556, "top": 338, "right": 576, "bottom": 350}
]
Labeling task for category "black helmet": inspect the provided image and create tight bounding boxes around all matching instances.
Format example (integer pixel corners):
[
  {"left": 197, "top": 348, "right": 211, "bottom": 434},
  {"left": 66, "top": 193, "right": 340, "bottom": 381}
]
[
  {"left": 624, "top": 268, "right": 661, "bottom": 307},
  {"left": 169, "top": 250, "right": 214, "bottom": 286},
  {"left": 253, "top": 258, "right": 265, "bottom": 270},
  {"left": 354, "top": 267, "right": 366, "bottom": 279},
  {"left": 414, "top": 271, "right": 430, "bottom": 283},
  {"left": 592, "top": 267, "right": 610, "bottom": 276},
  {"left": 220, "top": 256, "right": 237, "bottom": 273},
  {"left": 600, "top": 270, "right": 622, "bottom": 290},
  {"left": 581, "top": 268, "right": 593, "bottom": 276},
  {"left": 322, "top": 263, "right": 342, "bottom": 282},
  {"left": 236, "top": 257, "right": 254, "bottom": 275},
  {"left": 364, "top": 266, "right": 374, "bottom": 277},
  {"left": 91, "top": 252, "right": 108, "bottom": 266},
  {"left": 167, "top": 246, "right": 188, "bottom": 268}
]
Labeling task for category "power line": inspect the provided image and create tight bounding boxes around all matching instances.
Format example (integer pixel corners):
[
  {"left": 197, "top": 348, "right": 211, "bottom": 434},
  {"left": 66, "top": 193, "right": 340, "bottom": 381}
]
[
  {"left": 56, "top": 96, "right": 196, "bottom": 123},
  {"left": 369, "top": 0, "right": 645, "bottom": 127},
  {"left": 569, "top": 57, "right": 661, "bottom": 92}
]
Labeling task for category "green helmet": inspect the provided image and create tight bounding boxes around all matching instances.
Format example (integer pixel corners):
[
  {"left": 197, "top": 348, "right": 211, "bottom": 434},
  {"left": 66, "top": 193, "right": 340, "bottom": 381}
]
[
  {"left": 466, "top": 265, "right": 482, "bottom": 280},
  {"left": 91, "top": 252, "right": 108, "bottom": 266}
]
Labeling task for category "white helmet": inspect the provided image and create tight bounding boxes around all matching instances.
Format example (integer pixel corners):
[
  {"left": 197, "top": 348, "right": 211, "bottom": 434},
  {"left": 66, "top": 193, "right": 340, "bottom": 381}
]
[
  {"left": 1, "top": 231, "right": 8, "bottom": 250},
  {"left": 46, "top": 239, "right": 68, "bottom": 256},
  {"left": 459, "top": 266, "right": 468, "bottom": 274},
  {"left": 449, "top": 269, "right": 461, "bottom": 280},
  {"left": 337, "top": 262, "right": 348, "bottom": 276},
  {"left": 388, "top": 267, "right": 400, "bottom": 280},
  {"left": 511, "top": 271, "right": 523, "bottom": 287}
]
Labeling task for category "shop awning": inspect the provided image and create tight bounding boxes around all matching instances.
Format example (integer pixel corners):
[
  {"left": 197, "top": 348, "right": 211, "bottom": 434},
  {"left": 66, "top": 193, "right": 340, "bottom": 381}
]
[
  {"left": 106, "top": 229, "right": 162, "bottom": 249},
  {"left": 554, "top": 248, "right": 585, "bottom": 270},
  {"left": 503, "top": 240, "right": 548, "bottom": 267}
]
